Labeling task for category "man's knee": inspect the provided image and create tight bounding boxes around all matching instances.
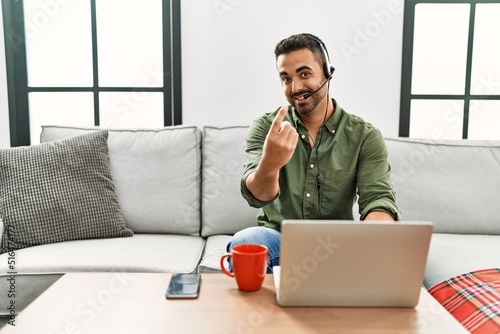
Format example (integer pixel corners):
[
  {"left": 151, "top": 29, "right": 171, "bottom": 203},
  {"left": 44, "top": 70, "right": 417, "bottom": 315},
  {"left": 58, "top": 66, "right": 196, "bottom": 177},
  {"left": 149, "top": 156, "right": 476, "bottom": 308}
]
[
  {"left": 233, "top": 226, "right": 276, "bottom": 244},
  {"left": 228, "top": 226, "right": 264, "bottom": 250},
  {"left": 228, "top": 226, "right": 280, "bottom": 251}
]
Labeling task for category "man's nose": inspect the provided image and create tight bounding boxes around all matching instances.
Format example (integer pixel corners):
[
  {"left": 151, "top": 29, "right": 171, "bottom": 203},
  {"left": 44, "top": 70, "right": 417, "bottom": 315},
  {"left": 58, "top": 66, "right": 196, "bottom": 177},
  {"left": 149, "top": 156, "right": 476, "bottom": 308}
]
[{"left": 291, "top": 79, "right": 304, "bottom": 93}]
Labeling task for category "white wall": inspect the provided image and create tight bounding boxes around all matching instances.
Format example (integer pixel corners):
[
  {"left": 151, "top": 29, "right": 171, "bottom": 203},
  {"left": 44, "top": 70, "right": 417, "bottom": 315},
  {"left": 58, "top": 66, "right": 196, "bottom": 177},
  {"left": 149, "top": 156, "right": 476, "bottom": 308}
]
[
  {"left": 181, "top": 0, "right": 404, "bottom": 136},
  {"left": 0, "top": 0, "right": 405, "bottom": 146},
  {"left": 0, "top": 4, "right": 10, "bottom": 148}
]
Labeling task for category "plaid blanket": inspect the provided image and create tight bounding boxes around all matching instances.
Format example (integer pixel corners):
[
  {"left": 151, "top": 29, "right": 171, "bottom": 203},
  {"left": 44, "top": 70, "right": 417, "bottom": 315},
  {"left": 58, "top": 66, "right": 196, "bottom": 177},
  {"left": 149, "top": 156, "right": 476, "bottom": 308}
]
[{"left": 428, "top": 268, "right": 500, "bottom": 334}]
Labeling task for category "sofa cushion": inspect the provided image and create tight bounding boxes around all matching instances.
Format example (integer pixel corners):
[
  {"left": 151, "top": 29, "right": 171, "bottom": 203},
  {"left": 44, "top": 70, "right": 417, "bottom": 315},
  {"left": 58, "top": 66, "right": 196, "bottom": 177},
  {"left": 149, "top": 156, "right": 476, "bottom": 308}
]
[
  {"left": 424, "top": 233, "right": 500, "bottom": 288},
  {"left": 428, "top": 268, "right": 500, "bottom": 334},
  {"left": 0, "top": 131, "right": 133, "bottom": 254},
  {"left": 0, "top": 234, "right": 205, "bottom": 274},
  {"left": 40, "top": 125, "right": 202, "bottom": 235},
  {"left": 198, "top": 234, "right": 233, "bottom": 273},
  {"left": 201, "top": 126, "right": 259, "bottom": 237},
  {"left": 386, "top": 137, "right": 500, "bottom": 234}
]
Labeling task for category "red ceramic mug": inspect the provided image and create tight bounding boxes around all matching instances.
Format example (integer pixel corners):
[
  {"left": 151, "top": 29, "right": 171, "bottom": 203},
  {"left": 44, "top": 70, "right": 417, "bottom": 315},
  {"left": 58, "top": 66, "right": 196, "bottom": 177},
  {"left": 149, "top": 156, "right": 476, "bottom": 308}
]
[{"left": 220, "top": 244, "right": 268, "bottom": 292}]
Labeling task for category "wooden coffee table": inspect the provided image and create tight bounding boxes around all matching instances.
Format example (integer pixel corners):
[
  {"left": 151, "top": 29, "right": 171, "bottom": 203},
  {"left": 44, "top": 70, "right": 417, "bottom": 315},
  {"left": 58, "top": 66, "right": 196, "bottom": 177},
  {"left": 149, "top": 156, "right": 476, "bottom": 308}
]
[{"left": 0, "top": 273, "right": 467, "bottom": 333}]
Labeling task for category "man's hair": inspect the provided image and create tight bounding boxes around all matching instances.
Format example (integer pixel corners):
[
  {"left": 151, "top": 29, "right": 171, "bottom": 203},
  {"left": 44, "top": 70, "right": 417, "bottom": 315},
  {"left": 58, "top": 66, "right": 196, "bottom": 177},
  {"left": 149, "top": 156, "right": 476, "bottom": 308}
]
[{"left": 274, "top": 33, "right": 326, "bottom": 68}]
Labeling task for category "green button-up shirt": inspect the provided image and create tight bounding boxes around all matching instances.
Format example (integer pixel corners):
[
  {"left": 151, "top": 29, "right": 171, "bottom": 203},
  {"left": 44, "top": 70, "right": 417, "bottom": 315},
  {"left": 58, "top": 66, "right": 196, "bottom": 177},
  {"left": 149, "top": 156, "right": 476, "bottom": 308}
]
[{"left": 241, "top": 99, "right": 401, "bottom": 230}]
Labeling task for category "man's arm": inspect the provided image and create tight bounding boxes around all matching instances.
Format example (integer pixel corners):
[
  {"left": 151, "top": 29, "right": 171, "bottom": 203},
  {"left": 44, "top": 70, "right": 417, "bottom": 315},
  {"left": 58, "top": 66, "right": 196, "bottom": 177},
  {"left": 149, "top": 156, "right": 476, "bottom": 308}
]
[
  {"left": 245, "top": 106, "right": 298, "bottom": 202},
  {"left": 357, "top": 131, "right": 401, "bottom": 221}
]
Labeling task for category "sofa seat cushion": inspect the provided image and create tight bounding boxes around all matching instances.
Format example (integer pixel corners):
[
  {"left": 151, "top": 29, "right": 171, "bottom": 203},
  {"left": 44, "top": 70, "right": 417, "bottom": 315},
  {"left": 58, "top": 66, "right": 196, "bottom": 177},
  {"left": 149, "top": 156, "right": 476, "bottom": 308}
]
[
  {"left": 429, "top": 268, "right": 500, "bottom": 334},
  {"left": 0, "top": 234, "right": 205, "bottom": 274},
  {"left": 198, "top": 235, "right": 232, "bottom": 273},
  {"left": 0, "top": 131, "right": 132, "bottom": 254},
  {"left": 424, "top": 233, "right": 500, "bottom": 288},
  {"left": 40, "top": 125, "right": 202, "bottom": 235}
]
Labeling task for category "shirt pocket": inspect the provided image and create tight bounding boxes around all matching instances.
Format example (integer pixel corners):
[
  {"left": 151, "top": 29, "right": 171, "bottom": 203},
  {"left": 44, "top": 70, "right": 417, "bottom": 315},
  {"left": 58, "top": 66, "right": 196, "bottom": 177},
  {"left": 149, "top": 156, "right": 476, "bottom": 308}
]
[{"left": 321, "top": 169, "right": 357, "bottom": 212}]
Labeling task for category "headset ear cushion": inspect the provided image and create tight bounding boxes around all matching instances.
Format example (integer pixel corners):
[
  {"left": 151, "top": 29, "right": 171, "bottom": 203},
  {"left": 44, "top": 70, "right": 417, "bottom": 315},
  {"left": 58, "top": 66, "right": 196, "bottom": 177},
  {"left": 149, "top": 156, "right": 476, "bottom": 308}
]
[
  {"left": 323, "top": 64, "right": 335, "bottom": 79},
  {"left": 323, "top": 64, "right": 330, "bottom": 78}
]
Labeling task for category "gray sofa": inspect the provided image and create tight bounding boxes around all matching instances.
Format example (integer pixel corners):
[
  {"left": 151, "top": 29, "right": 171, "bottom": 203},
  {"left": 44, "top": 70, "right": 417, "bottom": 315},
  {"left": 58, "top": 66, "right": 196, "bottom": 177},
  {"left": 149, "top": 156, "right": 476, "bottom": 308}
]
[
  {"left": 385, "top": 137, "right": 500, "bottom": 288},
  {"left": 1, "top": 125, "right": 499, "bottom": 319}
]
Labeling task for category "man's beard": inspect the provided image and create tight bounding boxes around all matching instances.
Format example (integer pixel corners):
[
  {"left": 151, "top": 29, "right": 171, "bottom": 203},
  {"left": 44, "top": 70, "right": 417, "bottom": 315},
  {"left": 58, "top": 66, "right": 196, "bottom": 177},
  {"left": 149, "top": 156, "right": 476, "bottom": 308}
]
[{"left": 290, "top": 90, "right": 324, "bottom": 115}]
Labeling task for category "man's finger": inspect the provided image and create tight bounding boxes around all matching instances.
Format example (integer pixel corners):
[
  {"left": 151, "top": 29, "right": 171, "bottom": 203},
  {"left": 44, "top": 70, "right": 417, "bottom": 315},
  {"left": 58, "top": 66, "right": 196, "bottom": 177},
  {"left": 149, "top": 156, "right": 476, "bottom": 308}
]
[
  {"left": 271, "top": 106, "right": 288, "bottom": 132},
  {"left": 281, "top": 121, "right": 299, "bottom": 143}
]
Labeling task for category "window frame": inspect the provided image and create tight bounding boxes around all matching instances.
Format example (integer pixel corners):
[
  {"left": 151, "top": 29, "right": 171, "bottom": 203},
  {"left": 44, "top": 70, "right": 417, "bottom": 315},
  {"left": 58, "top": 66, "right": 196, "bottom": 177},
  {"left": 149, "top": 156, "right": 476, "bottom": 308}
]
[
  {"left": 2, "top": 0, "right": 182, "bottom": 147},
  {"left": 399, "top": 0, "right": 500, "bottom": 138}
]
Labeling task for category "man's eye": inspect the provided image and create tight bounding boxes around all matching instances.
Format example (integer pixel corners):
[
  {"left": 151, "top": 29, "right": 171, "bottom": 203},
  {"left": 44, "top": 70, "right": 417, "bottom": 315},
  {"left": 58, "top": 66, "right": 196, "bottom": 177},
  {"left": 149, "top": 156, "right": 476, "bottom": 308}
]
[
  {"left": 301, "top": 72, "right": 311, "bottom": 78},
  {"left": 281, "top": 77, "right": 291, "bottom": 84}
]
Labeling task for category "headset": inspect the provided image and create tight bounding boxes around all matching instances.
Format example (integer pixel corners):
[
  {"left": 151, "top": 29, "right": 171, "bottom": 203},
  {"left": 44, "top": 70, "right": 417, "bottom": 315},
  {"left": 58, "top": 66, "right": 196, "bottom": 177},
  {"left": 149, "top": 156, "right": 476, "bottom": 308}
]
[
  {"left": 301, "top": 34, "right": 335, "bottom": 99},
  {"left": 306, "top": 34, "right": 335, "bottom": 80}
]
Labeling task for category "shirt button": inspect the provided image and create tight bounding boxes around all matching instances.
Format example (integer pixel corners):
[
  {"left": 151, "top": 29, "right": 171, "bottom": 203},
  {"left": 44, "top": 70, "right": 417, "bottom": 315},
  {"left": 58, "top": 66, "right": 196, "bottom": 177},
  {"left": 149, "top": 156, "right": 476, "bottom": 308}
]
[
  {"left": 306, "top": 193, "right": 311, "bottom": 198},
  {"left": 301, "top": 134, "right": 306, "bottom": 139},
  {"left": 310, "top": 164, "right": 314, "bottom": 168},
  {"left": 332, "top": 129, "right": 336, "bottom": 134}
]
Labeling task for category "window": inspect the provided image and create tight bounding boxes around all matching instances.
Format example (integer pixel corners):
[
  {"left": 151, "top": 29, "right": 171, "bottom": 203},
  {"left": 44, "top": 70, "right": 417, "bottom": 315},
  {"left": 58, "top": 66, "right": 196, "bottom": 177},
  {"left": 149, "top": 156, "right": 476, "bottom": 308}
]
[
  {"left": 2, "top": 0, "right": 181, "bottom": 146},
  {"left": 400, "top": 0, "right": 500, "bottom": 139}
]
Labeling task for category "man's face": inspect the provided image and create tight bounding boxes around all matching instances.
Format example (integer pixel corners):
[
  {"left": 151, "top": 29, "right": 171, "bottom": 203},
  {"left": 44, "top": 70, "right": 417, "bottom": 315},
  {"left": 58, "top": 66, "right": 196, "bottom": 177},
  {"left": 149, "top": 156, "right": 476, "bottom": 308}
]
[{"left": 276, "top": 48, "right": 327, "bottom": 116}]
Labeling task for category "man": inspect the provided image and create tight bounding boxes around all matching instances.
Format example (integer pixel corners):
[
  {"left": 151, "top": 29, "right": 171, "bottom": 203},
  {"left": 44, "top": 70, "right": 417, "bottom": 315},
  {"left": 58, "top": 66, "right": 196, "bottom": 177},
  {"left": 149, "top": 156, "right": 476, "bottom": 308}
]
[{"left": 227, "top": 33, "right": 401, "bottom": 272}]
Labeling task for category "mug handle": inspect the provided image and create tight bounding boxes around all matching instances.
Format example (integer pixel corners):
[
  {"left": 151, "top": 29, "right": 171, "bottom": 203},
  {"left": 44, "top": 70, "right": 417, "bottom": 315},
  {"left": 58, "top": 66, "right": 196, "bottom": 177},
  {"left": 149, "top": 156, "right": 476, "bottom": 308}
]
[{"left": 220, "top": 254, "right": 234, "bottom": 277}]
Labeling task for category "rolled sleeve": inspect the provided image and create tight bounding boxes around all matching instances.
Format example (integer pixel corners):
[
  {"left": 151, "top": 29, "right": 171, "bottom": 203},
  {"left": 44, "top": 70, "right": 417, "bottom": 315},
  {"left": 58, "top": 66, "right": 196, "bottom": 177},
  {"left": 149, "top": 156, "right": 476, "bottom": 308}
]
[
  {"left": 240, "top": 170, "right": 278, "bottom": 208},
  {"left": 357, "top": 131, "right": 402, "bottom": 221}
]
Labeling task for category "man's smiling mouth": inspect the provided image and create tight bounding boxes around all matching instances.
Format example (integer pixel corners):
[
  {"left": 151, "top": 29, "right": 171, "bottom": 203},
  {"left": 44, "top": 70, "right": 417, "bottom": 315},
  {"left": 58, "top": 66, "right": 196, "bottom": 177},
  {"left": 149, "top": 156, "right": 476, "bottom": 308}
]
[{"left": 292, "top": 92, "right": 311, "bottom": 101}]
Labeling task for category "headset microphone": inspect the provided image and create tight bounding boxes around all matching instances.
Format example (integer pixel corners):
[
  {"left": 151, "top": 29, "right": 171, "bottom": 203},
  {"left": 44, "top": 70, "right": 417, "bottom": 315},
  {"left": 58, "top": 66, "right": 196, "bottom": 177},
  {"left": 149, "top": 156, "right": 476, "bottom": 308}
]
[{"left": 302, "top": 74, "right": 332, "bottom": 99}]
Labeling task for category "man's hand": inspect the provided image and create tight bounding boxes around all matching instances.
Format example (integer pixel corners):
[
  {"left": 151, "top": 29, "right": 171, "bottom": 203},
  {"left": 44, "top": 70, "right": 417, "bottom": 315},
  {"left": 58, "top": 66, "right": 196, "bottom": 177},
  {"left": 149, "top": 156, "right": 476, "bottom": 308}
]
[
  {"left": 260, "top": 106, "right": 299, "bottom": 172},
  {"left": 246, "top": 106, "right": 298, "bottom": 202},
  {"left": 364, "top": 211, "right": 395, "bottom": 221}
]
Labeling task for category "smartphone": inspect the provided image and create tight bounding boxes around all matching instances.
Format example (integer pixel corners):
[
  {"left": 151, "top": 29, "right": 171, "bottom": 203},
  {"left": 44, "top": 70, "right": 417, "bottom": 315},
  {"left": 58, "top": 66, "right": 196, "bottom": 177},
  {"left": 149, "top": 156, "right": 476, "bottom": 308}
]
[{"left": 165, "top": 273, "right": 201, "bottom": 299}]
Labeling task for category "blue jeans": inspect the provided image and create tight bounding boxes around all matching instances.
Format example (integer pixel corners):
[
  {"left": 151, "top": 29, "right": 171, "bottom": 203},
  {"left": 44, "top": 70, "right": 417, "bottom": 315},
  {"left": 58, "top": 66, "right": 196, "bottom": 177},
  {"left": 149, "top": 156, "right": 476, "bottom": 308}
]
[{"left": 225, "top": 226, "right": 281, "bottom": 274}]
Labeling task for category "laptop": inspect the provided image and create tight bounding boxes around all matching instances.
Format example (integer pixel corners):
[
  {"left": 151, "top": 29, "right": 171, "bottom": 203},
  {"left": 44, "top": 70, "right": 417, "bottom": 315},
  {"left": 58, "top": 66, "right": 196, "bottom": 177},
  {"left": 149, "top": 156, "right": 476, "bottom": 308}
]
[{"left": 273, "top": 220, "right": 433, "bottom": 307}]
